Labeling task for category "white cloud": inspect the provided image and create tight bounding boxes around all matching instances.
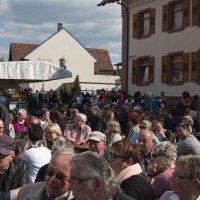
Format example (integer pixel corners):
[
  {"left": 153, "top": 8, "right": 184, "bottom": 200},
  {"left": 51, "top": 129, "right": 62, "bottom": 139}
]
[{"left": 0, "top": 0, "right": 122, "bottom": 64}]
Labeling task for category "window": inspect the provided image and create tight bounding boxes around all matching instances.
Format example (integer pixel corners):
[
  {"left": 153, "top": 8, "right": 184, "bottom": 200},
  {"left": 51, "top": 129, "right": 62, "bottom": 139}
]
[
  {"left": 162, "top": 0, "right": 190, "bottom": 32},
  {"left": 192, "top": 0, "right": 200, "bottom": 26},
  {"left": 132, "top": 57, "right": 154, "bottom": 85},
  {"left": 141, "top": 12, "right": 150, "bottom": 36},
  {"left": 139, "top": 58, "right": 149, "bottom": 82},
  {"left": 191, "top": 50, "right": 200, "bottom": 82},
  {"left": 133, "top": 8, "right": 155, "bottom": 38},
  {"left": 171, "top": 2, "right": 183, "bottom": 29},
  {"left": 171, "top": 54, "right": 182, "bottom": 81},
  {"left": 161, "top": 52, "right": 189, "bottom": 84}
]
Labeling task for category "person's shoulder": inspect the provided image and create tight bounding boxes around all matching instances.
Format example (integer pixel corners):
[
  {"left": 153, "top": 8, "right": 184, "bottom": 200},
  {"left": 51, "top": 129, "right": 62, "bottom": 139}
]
[
  {"left": 12, "top": 156, "right": 28, "bottom": 167},
  {"left": 18, "top": 182, "right": 46, "bottom": 198},
  {"left": 115, "top": 192, "right": 136, "bottom": 200},
  {"left": 160, "top": 191, "right": 179, "bottom": 200}
]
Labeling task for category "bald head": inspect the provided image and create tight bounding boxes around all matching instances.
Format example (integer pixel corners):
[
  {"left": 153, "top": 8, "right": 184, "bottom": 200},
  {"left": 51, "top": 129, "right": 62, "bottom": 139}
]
[{"left": 138, "top": 129, "right": 154, "bottom": 154}]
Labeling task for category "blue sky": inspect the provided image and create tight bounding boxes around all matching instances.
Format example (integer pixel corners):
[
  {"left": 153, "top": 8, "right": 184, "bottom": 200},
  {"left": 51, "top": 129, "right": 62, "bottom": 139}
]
[{"left": 0, "top": 0, "right": 122, "bottom": 64}]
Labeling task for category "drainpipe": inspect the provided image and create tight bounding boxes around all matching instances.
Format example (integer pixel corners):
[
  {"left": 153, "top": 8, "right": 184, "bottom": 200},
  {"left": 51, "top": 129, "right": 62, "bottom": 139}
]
[{"left": 97, "top": 0, "right": 129, "bottom": 94}]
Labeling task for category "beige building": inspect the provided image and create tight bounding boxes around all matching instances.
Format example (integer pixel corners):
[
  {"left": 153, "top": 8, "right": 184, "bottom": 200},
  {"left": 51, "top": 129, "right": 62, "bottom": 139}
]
[
  {"left": 9, "top": 24, "right": 120, "bottom": 92},
  {"left": 99, "top": 0, "right": 200, "bottom": 97}
]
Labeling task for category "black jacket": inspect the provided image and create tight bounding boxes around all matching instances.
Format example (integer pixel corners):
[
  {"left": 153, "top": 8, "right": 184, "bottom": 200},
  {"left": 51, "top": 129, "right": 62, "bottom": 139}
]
[
  {"left": 0, "top": 157, "right": 29, "bottom": 200},
  {"left": 120, "top": 174, "right": 155, "bottom": 200}
]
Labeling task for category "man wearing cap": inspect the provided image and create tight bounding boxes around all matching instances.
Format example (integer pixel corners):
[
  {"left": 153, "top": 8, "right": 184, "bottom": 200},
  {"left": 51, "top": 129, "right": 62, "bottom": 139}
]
[
  {"left": 87, "top": 131, "right": 107, "bottom": 158},
  {"left": 0, "top": 135, "right": 28, "bottom": 199}
]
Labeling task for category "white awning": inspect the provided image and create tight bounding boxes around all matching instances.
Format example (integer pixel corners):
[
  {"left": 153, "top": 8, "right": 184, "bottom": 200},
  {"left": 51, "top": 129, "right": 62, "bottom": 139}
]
[{"left": 0, "top": 60, "right": 72, "bottom": 81}]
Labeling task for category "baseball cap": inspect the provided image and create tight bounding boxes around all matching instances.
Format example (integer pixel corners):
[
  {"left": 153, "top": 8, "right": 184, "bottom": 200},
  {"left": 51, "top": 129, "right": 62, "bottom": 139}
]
[
  {"left": 87, "top": 131, "right": 106, "bottom": 142},
  {"left": 0, "top": 136, "right": 16, "bottom": 155}
]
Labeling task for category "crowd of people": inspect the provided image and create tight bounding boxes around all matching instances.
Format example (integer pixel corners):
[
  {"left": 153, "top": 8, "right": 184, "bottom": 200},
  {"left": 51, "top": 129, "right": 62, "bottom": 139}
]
[{"left": 0, "top": 87, "right": 200, "bottom": 200}]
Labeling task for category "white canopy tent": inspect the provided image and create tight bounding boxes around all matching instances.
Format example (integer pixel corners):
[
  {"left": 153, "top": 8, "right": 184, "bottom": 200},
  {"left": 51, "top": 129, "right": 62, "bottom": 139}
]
[{"left": 0, "top": 60, "right": 72, "bottom": 81}]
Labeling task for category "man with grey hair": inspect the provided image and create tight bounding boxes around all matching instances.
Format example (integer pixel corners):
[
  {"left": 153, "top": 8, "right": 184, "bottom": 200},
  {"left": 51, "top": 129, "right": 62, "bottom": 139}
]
[
  {"left": 17, "top": 150, "right": 75, "bottom": 200},
  {"left": 68, "top": 151, "right": 135, "bottom": 200},
  {"left": 35, "top": 139, "right": 73, "bottom": 182},
  {"left": 64, "top": 113, "right": 91, "bottom": 144},
  {"left": 160, "top": 155, "right": 200, "bottom": 200}
]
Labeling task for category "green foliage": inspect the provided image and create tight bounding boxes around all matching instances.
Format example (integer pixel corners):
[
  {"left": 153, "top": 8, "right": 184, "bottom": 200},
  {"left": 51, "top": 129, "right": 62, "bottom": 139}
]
[
  {"left": 12, "top": 93, "right": 26, "bottom": 101},
  {"left": 72, "top": 74, "right": 81, "bottom": 93}
]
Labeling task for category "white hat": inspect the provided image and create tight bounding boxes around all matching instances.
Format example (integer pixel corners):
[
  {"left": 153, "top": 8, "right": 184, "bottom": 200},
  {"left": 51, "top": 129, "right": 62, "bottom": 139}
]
[{"left": 88, "top": 131, "right": 106, "bottom": 142}]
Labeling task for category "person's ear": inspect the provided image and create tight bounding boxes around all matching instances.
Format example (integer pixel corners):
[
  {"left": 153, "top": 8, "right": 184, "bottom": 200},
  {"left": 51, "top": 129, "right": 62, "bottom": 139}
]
[
  {"left": 93, "top": 177, "right": 103, "bottom": 192},
  {"left": 10, "top": 152, "right": 15, "bottom": 159},
  {"left": 125, "top": 158, "right": 133, "bottom": 167},
  {"left": 192, "top": 178, "right": 200, "bottom": 188}
]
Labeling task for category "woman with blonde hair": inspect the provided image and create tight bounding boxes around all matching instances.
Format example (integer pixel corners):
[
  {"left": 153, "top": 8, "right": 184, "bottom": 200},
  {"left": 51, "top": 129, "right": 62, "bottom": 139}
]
[
  {"left": 106, "top": 120, "right": 122, "bottom": 147},
  {"left": 44, "top": 123, "right": 64, "bottom": 150}
]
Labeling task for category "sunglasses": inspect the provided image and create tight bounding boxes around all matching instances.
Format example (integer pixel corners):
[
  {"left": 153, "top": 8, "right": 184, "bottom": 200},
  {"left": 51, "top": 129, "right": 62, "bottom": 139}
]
[{"left": 45, "top": 170, "right": 68, "bottom": 182}]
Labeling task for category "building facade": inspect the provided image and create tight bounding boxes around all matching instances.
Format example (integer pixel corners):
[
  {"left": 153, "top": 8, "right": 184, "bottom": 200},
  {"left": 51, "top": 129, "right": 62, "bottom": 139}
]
[{"left": 120, "top": 0, "right": 200, "bottom": 97}]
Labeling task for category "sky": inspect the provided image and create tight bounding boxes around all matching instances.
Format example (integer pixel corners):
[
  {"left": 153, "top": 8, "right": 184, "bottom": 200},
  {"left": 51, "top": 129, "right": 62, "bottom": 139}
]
[{"left": 0, "top": 0, "right": 122, "bottom": 64}]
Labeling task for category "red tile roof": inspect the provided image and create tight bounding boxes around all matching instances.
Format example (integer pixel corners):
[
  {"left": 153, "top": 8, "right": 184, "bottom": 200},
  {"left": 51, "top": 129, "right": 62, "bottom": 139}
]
[
  {"left": 86, "top": 48, "right": 113, "bottom": 73},
  {"left": 9, "top": 43, "right": 38, "bottom": 61},
  {"left": 8, "top": 43, "right": 113, "bottom": 73}
]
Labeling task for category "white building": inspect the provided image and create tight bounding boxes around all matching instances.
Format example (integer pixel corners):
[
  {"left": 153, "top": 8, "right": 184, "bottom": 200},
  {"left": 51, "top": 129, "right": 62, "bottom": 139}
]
[{"left": 9, "top": 24, "right": 120, "bottom": 93}]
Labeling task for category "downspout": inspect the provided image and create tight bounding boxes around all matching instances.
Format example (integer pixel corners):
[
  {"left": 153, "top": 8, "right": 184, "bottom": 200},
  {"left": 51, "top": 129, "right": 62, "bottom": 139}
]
[
  {"left": 117, "top": 0, "right": 129, "bottom": 94},
  {"left": 97, "top": 0, "right": 129, "bottom": 93}
]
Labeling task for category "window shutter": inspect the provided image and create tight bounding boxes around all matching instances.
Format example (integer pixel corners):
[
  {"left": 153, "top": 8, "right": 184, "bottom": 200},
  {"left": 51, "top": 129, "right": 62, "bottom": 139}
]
[
  {"left": 148, "top": 57, "right": 155, "bottom": 83},
  {"left": 162, "top": 4, "right": 168, "bottom": 32},
  {"left": 132, "top": 59, "right": 138, "bottom": 84},
  {"left": 161, "top": 55, "right": 168, "bottom": 83},
  {"left": 183, "top": 0, "right": 190, "bottom": 27},
  {"left": 150, "top": 8, "right": 156, "bottom": 35},
  {"left": 133, "top": 13, "right": 138, "bottom": 38},
  {"left": 182, "top": 52, "right": 190, "bottom": 82},
  {"left": 192, "top": 0, "right": 200, "bottom": 26},
  {"left": 191, "top": 51, "right": 199, "bottom": 82}
]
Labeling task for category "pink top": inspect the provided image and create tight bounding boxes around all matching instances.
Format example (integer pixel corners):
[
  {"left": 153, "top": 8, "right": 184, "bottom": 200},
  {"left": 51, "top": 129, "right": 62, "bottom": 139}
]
[
  {"left": 151, "top": 166, "right": 175, "bottom": 199},
  {"left": 63, "top": 123, "right": 91, "bottom": 144},
  {"left": 12, "top": 117, "right": 28, "bottom": 134}
]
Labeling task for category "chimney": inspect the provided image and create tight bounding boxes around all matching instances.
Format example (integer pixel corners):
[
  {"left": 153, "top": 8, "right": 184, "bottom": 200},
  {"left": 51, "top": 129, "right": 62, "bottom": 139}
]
[{"left": 57, "top": 23, "right": 63, "bottom": 31}]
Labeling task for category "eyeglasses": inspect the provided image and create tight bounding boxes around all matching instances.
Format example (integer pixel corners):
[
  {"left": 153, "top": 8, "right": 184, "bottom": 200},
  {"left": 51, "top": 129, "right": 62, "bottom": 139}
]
[
  {"left": 0, "top": 153, "right": 13, "bottom": 159},
  {"left": 139, "top": 126, "right": 147, "bottom": 129},
  {"left": 68, "top": 177, "right": 92, "bottom": 185},
  {"left": 45, "top": 170, "right": 69, "bottom": 182},
  {"left": 171, "top": 172, "right": 194, "bottom": 180},
  {"left": 109, "top": 152, "right": 127, "bottom": 161}
]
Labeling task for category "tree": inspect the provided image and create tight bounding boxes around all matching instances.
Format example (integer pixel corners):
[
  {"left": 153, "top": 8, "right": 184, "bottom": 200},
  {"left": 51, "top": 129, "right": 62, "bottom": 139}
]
[{"left": 72, "top": 74, "right": 81, "bottom": 94}]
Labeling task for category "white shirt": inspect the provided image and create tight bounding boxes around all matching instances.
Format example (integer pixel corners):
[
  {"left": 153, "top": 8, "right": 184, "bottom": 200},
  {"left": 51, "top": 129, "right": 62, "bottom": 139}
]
[{"left": 22, "top": 146, "right": 51, "bottom": 183}]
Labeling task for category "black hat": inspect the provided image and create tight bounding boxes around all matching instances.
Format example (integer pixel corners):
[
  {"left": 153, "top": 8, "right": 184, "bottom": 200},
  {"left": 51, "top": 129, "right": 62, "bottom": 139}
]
[{"left": 0, "top": 136, "right": 16, "bottom": 155}]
